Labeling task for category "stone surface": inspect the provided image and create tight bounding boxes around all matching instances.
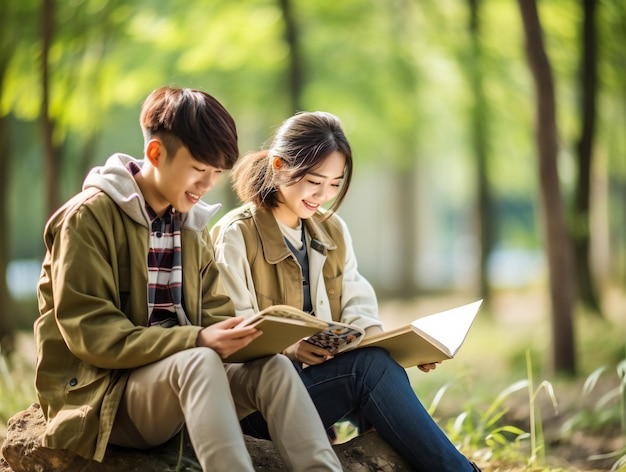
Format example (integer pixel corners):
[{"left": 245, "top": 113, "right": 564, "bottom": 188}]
[{"left": 1, "top": 404, "right": 415, "bottom": 471}]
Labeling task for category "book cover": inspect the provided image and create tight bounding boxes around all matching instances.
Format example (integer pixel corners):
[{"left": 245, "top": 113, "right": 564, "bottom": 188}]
[
  {"left": 352, "top": 300, "right": 483, "bottom": 368},
  {"left": 224, "top": 305, "right": 328, "bottom": 363},
  {"left": 223, "top": 300, "right": 482, "bottom": 367}
]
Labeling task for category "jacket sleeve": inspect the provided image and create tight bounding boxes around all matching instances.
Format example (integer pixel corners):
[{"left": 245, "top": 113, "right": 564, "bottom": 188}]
[
  {"left": 198, "top": 229, "right": 239, "bottom": 326},
  {"left": 335, "top": 216, "right": 384, "bottom": 332},
  {"left": 210, "top": 220, "right": 260, "bottom": 320},
  {"left": 47, "top": 202, "right": 201, "bottom": 370}
]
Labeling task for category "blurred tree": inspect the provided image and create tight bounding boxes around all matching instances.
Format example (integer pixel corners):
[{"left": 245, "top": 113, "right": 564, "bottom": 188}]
[
  {"left": 386, "top": 0, "right": 420, "bottom": 297},
  {"left": 1, "top": 0, "right": 623, "bottom": 318},
  {"left": 278, "top": 0, "right": 305, "bottom": 113},
  {"left": 610, "top": 2, "right": 626, "bottom": 285},
  {"left": 572, "top": 0, "right": 601, "bottom": 316},
  {"left": 0, "top": 0, "right": 36, "bottom": 355},
  {"left": 604, "top": 1, "right": 626, "bottom": 287},
  {"left": 466, "top": 0, "right": 494, "bottom": 304},
  {"left": 517, "top": 0, "right": 576, "bottom": 375},
  {"left": 40, "top": 0, "right": 61, "bottom": 218}
]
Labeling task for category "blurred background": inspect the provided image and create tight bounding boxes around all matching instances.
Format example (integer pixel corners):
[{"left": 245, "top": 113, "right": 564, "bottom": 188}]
[{"left": 0, "top": 0, "right": 624, "bottom": 379}]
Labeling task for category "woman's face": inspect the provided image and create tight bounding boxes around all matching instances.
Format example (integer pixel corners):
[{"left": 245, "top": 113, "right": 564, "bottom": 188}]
[{"left": 272, "top": 151, "right": 346, "bottom": 228}]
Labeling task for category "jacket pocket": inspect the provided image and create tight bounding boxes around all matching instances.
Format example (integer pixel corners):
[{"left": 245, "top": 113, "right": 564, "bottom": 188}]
[
  {"left": 324, "top": 273, "right": 343, "bottom": 300},
  {"left": 324, "top": 273, "right": 343, "bottom": 321},
  {"left": 64, "top": 361, "right": 111, "bottom": 408}
]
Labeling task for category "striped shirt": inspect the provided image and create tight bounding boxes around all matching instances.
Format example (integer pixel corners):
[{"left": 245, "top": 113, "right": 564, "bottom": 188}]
[{"left": 127, "top": 161, "right": 188, "bottom": 327}]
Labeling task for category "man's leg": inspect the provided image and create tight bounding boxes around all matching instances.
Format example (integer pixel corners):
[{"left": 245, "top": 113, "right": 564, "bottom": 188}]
[
  {"left": 226, "top": 355, "right": 342, "bottom": 472},
  {"left": 110, "top": 348, "right": 254, "bottom": 472}
]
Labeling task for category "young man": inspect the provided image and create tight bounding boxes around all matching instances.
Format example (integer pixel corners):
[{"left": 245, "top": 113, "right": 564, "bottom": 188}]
[{"left": 34, "top": 86, "right": 342, "bottom": 472}]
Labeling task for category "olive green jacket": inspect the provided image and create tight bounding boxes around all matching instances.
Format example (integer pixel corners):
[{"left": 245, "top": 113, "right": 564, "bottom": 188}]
[{"left": 34, "top": 154, "right": 234, "bottom": 461}]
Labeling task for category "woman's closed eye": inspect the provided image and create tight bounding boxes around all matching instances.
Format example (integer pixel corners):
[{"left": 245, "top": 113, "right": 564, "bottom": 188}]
[{"left": 308, "top": 179, "right": 342, "bottom": 188}]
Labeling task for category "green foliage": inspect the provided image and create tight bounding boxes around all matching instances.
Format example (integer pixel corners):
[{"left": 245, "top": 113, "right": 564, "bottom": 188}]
[
  {"left": 565, "top": 360, "right": 626, "bottom": 472},
  {"left": 0, "top": 350, "right": 36, "bottom": 427},
  {"left": 431, "top": 379, "right": 527, "bottom": 464},
  {"left": 561, "top": 363, "right": 624, "bottom": 435},
  {"left": 2, "top": 0, "right": 625, "bottom": 278},
  {"left": 524, "top": 350, "right": 559, "bottom": 468}
]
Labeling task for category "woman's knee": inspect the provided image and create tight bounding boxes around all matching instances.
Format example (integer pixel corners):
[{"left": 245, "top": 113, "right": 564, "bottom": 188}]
[
  {"left": 349, "top": 346, "right": 392, "bottom": 364},
  {"left": 348, "top": 347, "right": 404, "bottom": 378}
]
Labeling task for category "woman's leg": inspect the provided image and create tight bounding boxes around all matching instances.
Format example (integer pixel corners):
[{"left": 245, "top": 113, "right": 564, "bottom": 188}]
[
  {"left": 299, "top": 347, "right": 475, "bottom": 472},
  {"left": 239, "top": 410, "right": 272, "bottom": 439}
]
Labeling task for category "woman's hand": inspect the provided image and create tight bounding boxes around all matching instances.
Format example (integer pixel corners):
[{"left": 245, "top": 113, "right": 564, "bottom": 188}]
[
  {"left": 196, "top": 317, "right": 263, "bottom": 359},
  {"left": 417, "top": 362, "right": 438, "bottom": 373},
  {"left": 283, "top": 339, "right": 333, "bottom": 365}
]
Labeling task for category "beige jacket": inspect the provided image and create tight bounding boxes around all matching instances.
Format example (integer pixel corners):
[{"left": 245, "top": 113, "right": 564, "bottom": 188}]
[{"left": 211, "top": 204, "right": 383, "bottom": 332}]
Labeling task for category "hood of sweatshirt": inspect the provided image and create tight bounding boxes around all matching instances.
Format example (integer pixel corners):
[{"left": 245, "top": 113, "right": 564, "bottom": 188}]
[{"left": 82, "top": 153, "right": 221, "bottom": 231}]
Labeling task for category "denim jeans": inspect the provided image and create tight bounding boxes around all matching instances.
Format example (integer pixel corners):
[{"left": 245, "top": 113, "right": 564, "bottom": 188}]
[{"left": 240, "top": 347, "right": 474, "bottom": 472}]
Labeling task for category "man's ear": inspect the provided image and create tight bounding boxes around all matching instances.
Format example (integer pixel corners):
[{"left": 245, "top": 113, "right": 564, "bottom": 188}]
[{"left": 146, "top": 140, "right": 162, "bottom": 166}]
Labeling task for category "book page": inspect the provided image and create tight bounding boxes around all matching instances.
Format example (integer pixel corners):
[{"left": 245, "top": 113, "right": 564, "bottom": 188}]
[
  {"left": 239, "top": 305, "right": 327, "bottom": 329},
  {"left": 356, "top": 329, "right": 452, "bottom": 367},
  {"left": 411, "top": 300, "right": 483, "bottom": 357},
  {"left": 263, "top": 305, "right": 328, "bottom": 327}
]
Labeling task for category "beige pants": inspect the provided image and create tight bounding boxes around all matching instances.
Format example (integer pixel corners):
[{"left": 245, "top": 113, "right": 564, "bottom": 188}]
[{"left": 109, "top": 348, "right": 341, "bottom": 471}]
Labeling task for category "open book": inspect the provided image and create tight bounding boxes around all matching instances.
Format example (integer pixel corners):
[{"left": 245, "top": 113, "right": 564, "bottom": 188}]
[
  {"left": 224, "top": 300, "right": 482, "bottom": 367},
  {"left": 343, "top": 299, "right": 483, "bottom": 367},
  {"left": 222, "top": 305, "right": 363, "bottom": 363}
]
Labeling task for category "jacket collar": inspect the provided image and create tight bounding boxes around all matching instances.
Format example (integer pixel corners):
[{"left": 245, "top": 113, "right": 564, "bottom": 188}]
[{"left": 252, "top": 206, "right": 337, "bottom": 264}]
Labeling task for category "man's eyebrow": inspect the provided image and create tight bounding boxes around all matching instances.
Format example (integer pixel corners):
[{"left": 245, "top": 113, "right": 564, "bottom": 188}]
[{"left": 309, "top": 171, "right": 345, "bottom": 179}]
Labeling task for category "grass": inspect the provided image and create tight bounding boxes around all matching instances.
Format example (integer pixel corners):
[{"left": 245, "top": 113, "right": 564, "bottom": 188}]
[
  {"left": 0, "top": 343, "right": 36, "bottom": 430},
  {"left": 380, "top": 289, "right": 626, "bottom": 471}
]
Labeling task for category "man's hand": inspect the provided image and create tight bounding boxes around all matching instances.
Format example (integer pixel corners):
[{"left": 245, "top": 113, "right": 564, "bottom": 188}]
[
  {"left": 417, "top": 363, "right": 438, "bottom": 373},
  {"left": 283, "top": 339, "right": 333, "bottom": 365},
  {"left": 196, "top": 317, "right": 263, "bottom": 359}
]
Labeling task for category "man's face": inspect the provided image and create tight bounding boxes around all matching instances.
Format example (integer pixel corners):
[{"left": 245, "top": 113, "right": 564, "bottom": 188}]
[{"left": 151, "top": 146, "right": 224, "bottom": 215}]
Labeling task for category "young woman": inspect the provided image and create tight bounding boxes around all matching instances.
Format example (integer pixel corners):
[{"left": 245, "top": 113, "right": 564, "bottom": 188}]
[{"left": 211, "top": 111, "right": 481, "bottom": 472}]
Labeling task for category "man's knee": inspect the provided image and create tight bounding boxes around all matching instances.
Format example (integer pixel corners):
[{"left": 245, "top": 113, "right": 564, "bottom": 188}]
[
  {"left": 169, "top": 347, "right": 224, "bottom": 376},
  {"left": 248, "top": 354, "right": 299, "bottom": 387},
  {"left": 261, "top": 353, "right": 294, "bottom": 371}
]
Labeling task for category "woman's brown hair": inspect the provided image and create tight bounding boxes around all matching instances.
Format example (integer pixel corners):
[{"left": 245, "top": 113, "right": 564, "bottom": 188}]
[{"left": 232, "top": 111, "right": 353, "bottom": 217}]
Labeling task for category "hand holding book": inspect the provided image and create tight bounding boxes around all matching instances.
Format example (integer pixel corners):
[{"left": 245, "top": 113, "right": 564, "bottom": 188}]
[{"left": 223, "top": 300, "right": 483, "bottom": 368}]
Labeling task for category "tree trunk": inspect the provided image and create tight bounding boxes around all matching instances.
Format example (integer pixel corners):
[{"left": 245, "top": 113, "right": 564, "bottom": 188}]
[
  {"left": 0, "top": 3, "right": 16, "bottom": 356},
  {"left": 278, "top": 0, "right": 304, "bottom": 113},
  {"left": 468, "top": 0, "right": 494, "bottom": 304},
  {"left": 41, "top": 0, "right": 60, "bottom": 219},
  {"left": 392, "top": 166, "right": 418, "bottom": 296},
  {"left": 572, "top": 0, "right": 602, "bottom": 316},
  {"left": 0, "top": 116, "right": 15, "bottom": 357},
  {"left": 517, "top": 0, "right": 576, "bottom": 375},
  {"left": 388, "top": 0, "right": 419, "bottom": 297}
]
